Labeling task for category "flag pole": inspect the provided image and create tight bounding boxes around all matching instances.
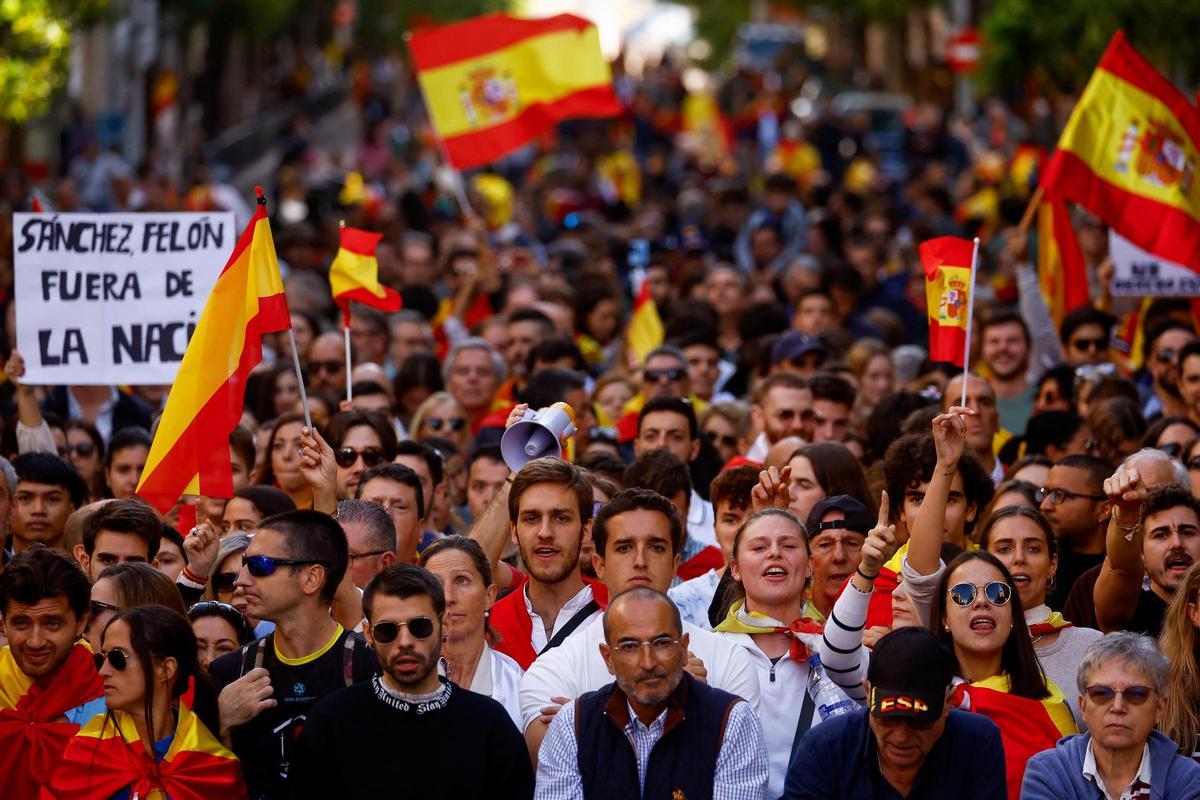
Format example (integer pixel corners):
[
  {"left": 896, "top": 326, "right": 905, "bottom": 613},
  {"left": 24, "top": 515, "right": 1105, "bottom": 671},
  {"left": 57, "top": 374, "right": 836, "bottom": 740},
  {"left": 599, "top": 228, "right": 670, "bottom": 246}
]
[
  {"left": 288, "top": 331, "right": 313, "bottom": 431},
  {"left": 338, "top": 220, "right": 353, "bottom": 405},
  {"left": 960, "top": 236, "right": 982, "bottom": 409}
]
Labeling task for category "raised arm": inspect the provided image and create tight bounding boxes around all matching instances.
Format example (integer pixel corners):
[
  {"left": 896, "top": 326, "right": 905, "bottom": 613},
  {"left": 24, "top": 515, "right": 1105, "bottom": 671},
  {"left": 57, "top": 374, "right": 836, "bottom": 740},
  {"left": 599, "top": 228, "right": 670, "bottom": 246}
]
[
  {"left": 1094, "top": 464, "right": 1146, "bottom": 631},
  {"left": 466, "top": 404, "right": 524, "bottom": 590},
  {"left": 6, "top": 350, "right": 55, "bottom": 454},
  {"left": 907, "top": 407, "right": 972, "bottom": 576}
]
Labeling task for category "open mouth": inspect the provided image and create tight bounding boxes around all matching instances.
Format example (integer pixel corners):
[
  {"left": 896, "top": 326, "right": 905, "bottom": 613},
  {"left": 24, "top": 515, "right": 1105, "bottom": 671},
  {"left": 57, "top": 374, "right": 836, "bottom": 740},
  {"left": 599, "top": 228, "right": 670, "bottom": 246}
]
[
  {"left": 1011, "top": 574, "right": 1031, "bottom": 588},
  {"left": 763, "top": 566, "right": 788, "bottom": 579},
  {"left": 533, "top": 546, "right": 560, "bottom": 560},
  {"left": 969, "top": 615, "right": 996, "bottom": 632},
  {"left": 1166, "top": 553, "right": 1194, "bottom": 572}
]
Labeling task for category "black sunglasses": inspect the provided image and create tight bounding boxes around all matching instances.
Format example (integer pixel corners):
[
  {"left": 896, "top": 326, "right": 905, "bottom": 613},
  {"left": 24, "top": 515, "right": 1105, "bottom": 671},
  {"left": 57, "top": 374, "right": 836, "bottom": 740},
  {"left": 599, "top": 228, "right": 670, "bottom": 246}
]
[
  {"left": 90, "top": 599, "right": 120, "bottom": 618},
  {"left": 334, "top": 446, "right": 386, "bottom": 469},
  {"left": 65, "top": 442, "right": 97, "bottom": 457},
  {"left": 94, "top": 648, "right": 130, "bottom": 671},
  {"left": 310, "top": 359, "right": 344, "bottom": 374},
  {"left": 371, "top": 617, "right": 435, "bottom": 644},
  {"left": 1070, "top": 336, "right": 1107, "bottom": 352},
  {"left": 426, "top": 417, "right": 467, "bottom": 432},
  {"left": 645, "top": 367, "right": 686, "bottom": 383},
  {"left": 212, "top": 571, "right": 239, "bottom": 593},
  {"left": 242, "top": 554, "right": 331, "bottom": 578},
  {"left": 949, "top": 581, "right": 1012, "bottom": 607}
]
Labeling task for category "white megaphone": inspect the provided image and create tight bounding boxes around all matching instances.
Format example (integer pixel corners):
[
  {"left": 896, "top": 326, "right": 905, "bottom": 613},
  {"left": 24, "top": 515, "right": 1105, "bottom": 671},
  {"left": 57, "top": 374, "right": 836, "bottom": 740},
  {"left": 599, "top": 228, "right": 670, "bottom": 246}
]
[{"left": 501, "top": 402, "right": 577, "bottom": 471}]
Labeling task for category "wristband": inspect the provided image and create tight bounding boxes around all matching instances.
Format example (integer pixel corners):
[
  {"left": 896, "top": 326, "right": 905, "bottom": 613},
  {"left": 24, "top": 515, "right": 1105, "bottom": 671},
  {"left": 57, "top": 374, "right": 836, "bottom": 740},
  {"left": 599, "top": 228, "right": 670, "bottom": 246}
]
[
  {"left": 856, "top": 566, "right": 878, "bottom": 582},
  {"left": 182, "top": 565, "right": 209, "bottom": 585}
]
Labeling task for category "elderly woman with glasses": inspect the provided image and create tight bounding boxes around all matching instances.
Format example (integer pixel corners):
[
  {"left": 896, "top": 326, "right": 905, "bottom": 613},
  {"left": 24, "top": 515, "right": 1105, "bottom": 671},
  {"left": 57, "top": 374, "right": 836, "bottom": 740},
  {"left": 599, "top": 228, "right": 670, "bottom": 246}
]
[{"left": 1023, "top": 632, "right": 1200, "bottom": 799}]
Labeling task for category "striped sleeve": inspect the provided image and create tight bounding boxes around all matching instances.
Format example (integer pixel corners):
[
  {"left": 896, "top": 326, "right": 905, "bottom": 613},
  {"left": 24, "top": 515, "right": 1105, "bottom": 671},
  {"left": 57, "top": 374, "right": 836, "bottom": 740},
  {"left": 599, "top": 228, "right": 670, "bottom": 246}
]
[{"left": 818, "top": 581, "right": 871, "bottom": 703}]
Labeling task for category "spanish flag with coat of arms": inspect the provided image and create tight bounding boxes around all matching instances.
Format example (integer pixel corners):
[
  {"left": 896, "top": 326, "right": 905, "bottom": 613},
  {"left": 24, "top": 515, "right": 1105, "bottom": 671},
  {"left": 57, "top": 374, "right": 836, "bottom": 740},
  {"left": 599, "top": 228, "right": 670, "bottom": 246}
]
[
  {"left": 920, "top": 237, "right": 975, "bottom": 367},
  {"left": 409, "top": 14, "right": 623, "bottom": 170}
]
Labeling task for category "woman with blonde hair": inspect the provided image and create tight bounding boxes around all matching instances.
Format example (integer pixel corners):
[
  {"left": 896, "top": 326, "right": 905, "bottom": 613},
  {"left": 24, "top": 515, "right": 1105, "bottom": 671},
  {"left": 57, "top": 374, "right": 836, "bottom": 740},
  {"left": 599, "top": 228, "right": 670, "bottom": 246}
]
[
  {"left": 1159, "top": 561, "right": 1200, "bottom": 760},
  {"left": 845, "top": 338, "right": 894, "bottom": 423},
  {"left": 409, "top": 391, "right": 471, "bottom": 452}
]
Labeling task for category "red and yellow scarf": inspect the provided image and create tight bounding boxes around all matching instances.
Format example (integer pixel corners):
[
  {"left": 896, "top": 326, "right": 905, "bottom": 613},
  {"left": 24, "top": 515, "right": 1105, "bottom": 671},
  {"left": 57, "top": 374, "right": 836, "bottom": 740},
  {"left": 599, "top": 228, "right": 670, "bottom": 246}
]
[{"left": 714, "top": 600, "right": 824, "bottom": 662}]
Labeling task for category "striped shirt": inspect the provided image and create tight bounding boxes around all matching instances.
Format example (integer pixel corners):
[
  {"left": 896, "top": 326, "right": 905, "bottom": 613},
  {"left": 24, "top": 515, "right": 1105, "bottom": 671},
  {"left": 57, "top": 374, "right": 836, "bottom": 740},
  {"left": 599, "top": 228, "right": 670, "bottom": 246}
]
[{"left": 818, "top": 578, "right": 872, "bottom": 704}]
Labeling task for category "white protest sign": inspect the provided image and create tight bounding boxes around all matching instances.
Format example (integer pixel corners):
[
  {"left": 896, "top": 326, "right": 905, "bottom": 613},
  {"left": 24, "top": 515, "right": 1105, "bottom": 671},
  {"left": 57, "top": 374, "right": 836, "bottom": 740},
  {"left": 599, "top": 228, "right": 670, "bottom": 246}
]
[
  {"left": 13, "top": 212, "right": 236, "bottom": 385},
  {"left": 1109, "top": 230, "right": 1200, "bottom": 296}
]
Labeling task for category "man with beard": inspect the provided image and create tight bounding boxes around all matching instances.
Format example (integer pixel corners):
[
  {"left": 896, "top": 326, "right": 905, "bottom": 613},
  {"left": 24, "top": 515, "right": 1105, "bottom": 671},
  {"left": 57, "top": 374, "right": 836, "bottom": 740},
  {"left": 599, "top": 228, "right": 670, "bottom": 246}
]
[
  {"left": 1141, "top": 319, "right": 1195, "bottom": 419},
  {"left": 535, "top": 587, "right": 769, "bottom": 799},
  {"left": 746, "top": 372, "right": 812, "bottom": 464},
  {"left": 488, "top": 458, "right": 601, "bottom": 670},
  {"left": 292, "top": 564, "right": 533, "bottom": 799},
  {"left": 979, "top": 308, "right": 1037, "bottom": 436},
  {"left": 0, "top": 546, "right": 104, "bottom": 797},
  {"left": 1039, "top": 455, "right": 1112, "bottom": 610},
  {"left": 1096, "top": 480, "right": 1200, "bottom": 637}
]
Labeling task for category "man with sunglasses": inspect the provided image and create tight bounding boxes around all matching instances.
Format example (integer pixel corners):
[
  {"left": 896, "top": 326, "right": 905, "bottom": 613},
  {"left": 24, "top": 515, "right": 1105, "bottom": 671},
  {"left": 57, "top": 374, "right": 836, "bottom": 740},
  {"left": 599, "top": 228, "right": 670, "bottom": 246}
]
[
  {"left": 1061, "top": 306, "right": 1116, "bottom": 368},
  {"left": 1040, "top": 454, "right": 1113, "bottom": 611},
  {"left": 336, "top": 499, "right": 397, "bottom": 589},
  {"left": 783, "top": 627, "right": 1006, "bottom": 799},
  {"left": 1023, "top": 632, "right": 1200, "bottom": 799},
  {"left": 1176, "top": 339, "right": 1200, "bottom": 429},
  {"left": 72, "top": 497, "right": 161, "bottom": 582},
  {"left": 614, "top": 346, "right": 693, "bottom": 443},
  {"left": 0, "top": 546, "right": 106, "bottom": 798},
  {"left": 307, "top": 331, "right": 349, "bottom": 398},
  {"left": 536, "top": 587, "right": 770, "bottom": 799},
  {"left": 291, "top": 564, "right": 533, "bottom": 798},
  {"left": 209, "top": 510, "right": 377, "bottom": 799},
  {"left": 1139, "top": 319, "right": 1195, "bottom": 420}
]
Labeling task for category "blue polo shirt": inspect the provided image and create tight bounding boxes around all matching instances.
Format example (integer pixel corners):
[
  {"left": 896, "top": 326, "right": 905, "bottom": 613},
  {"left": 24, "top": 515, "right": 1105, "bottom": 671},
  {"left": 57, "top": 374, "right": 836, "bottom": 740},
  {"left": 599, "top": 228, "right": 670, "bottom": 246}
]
[{"left": 781, "top": 708, "right": 1007, "bottom": 800}]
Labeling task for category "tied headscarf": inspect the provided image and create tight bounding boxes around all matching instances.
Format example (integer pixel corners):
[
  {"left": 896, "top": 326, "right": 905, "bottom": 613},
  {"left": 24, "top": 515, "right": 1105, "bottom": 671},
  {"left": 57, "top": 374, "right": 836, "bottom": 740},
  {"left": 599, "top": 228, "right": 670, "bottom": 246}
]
[{"left": 714, "top": 600, "right": 823, "bottom": 662}]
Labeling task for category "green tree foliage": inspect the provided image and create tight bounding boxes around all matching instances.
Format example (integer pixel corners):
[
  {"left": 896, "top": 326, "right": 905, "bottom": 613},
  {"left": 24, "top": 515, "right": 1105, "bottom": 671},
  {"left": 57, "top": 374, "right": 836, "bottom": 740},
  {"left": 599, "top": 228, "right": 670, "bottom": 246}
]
[
  {"left": 0, "top": 0, "right": 107, "bottom": 122},
  {"left": 979, "top": 0, "right": 1200, "bottom": 93}
]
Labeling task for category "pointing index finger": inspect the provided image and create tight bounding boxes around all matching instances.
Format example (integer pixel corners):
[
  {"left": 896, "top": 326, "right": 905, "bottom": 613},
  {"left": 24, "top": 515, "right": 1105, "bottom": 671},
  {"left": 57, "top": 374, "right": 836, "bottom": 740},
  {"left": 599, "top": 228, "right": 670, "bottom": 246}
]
[{"left": 877, "top": 490, "right": 890, "bottom": 528}]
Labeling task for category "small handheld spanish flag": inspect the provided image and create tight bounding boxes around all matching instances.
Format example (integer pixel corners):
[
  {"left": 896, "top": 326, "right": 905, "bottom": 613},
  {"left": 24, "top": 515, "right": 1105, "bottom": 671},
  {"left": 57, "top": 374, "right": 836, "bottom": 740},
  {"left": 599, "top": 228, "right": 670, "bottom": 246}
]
[
  {"left": 329, "top": 226, "right": 402, "bottom": 327},
  {"left": 920, "top": 236, "right": 977, "bottom": 368}
]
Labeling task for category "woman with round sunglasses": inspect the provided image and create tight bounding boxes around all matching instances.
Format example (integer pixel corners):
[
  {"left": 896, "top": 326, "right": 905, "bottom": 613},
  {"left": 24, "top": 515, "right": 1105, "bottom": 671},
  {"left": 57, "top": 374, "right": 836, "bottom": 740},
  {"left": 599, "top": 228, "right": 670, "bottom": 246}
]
[
  {"left": 87, "top": 562, "right": 187, "bottom": 650},
  {"left": 327, "top": 408, "right": 398, "bottom": 500},
  {"left": 410, "top": 391, "right": 471, "bottom": 453},
  {"left": 255, "top": 411, "right": 314, "bottom": 509},
  {"left": 712, "top": 509, "right": 854, "bottom": 798},
  {"left": 51, "top": 605, "right": 247, "bottom": 799},
  {"left": 189, "top": 600, "right": 258, "bottom": 672},
  {"left": 418, "top": 535, "right": 523, "bottom": 728},
  {"left": 981, "top": 505, "right": 1102, "bottom": 730},
  {"left": 64, "top": 420, "right": 106, "bottom": 501},
  {"left": 1159, "top": 562, "right": 1200, "bottom": 759}
]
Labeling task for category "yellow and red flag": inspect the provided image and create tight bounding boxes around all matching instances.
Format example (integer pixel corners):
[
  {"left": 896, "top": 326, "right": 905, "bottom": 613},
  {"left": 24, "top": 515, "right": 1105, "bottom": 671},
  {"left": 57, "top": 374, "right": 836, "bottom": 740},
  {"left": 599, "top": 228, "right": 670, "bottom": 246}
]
[
  {"left": 626, "top": 281, "right": 664, "bottom": 365},
  {"left": 1041, "top": 30, "right": 1200, "bottom": 271},
  {"left": 137, "top": 189, "right": 290, "bottom": 513},
  {"left": 920, "top": 236, "right": 975, "bottom": 366},
  {"left": 329, "top": 226, "right": 402, "bottom": 327},
  {"left": 409, "top": 13, "right": 622, "bottom": 170},
  {"left": 46, "top": 703, "right": 247, "bottom": 799},
  {"left": 1037, "top": 200, "right": 1090, "bottom": 328}
]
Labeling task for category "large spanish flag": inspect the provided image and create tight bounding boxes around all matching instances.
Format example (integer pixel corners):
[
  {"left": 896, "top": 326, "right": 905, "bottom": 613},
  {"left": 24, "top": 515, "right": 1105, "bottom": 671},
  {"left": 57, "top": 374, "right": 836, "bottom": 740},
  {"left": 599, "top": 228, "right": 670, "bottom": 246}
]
[
  {"left": 1041, "top": 30, "right": 1200, "bottom": 272},
  {"left": 329, "top": 226, "right": 401, "bottom": 327},
  {"left": 137, "top": 189, "right": 290, "bottom": 513},
  {"left": 46, "top": 704, "right": 247, "bottom": 799},
  {"left": 409, "top": 13, "right": 622, "bottom": 170},
  {"left": 626, "top": 281, "right": 664, "bottom": 365},
  {"left": 920, "top": 236, "right": 975, "bottom": 366},
  {"left": 1037, "top": 200, "right": 1090, "bottom": 328}
]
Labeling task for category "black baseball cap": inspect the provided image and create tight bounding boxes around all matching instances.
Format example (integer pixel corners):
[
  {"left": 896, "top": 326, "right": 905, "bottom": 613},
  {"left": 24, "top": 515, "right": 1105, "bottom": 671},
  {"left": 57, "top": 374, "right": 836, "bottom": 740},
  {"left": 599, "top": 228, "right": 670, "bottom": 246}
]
[
  {"left": 805, "top": 495, "right": 872, "bottom": 540},
  {"left": 867, "top": 628, "right": 954, "bottom": 724},
  {"left": 771, "top": 331, "right": 827, "bottom": 365}
]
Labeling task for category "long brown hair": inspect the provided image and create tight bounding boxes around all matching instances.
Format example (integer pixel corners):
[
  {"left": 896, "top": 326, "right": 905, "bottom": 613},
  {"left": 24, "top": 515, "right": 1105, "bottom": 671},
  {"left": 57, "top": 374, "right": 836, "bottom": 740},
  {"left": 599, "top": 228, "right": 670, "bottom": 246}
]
[{"left": 1159, "top": 562, "right": 1200, "bottom": 754}]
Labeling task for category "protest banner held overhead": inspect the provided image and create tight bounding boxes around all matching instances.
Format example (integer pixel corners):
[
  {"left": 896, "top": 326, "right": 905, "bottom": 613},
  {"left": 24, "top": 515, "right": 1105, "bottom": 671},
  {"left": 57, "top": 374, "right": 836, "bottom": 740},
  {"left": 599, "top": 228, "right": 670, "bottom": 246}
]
[{"left": 13, "top": 212, "right": 235, "bottom": 385}]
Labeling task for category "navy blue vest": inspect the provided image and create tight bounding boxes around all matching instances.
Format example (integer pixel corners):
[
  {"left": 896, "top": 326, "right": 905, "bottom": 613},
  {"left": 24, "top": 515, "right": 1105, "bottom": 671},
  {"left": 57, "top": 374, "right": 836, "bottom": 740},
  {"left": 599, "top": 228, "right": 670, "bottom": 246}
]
[{"left": 574, "top": 672, "right": 741, "bottom": 800}]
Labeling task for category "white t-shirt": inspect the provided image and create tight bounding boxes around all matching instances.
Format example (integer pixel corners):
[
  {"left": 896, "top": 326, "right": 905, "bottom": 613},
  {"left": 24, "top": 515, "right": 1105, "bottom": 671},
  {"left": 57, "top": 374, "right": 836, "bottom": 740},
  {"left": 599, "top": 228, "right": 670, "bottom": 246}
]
[{"left": 519, "top": 616, "right": 761, "bottom": 731}]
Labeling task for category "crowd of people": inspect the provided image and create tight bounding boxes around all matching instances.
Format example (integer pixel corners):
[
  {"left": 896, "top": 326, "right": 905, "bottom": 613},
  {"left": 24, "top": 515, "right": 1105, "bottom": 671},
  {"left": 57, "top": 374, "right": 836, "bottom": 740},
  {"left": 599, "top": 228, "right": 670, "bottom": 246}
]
[{"left": 3, "top": 41, "right": 1200, "bottom": 800}]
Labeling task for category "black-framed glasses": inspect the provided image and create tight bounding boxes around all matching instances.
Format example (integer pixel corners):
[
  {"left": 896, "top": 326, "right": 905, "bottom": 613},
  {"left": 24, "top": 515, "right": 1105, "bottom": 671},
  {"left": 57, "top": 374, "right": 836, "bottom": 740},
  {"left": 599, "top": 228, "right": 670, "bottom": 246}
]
[
  {"left": 212, "top": 571, "right": 239, "bottom": 593},
  {"left": 334, "top": 447, "right": 386, "bottom": 469},
  {"left": 1035, "top": 487, "right": 1105, "bottom": 505},
  {"left": 242, "top": 554, "right": 331, "bottom": 578},
  {"left": 1069, "top": 337, "right": 1108, "bottom": 352},
  {"left": 309, "top": 359, "right": 344, "bottom": 374},
  {"left": 948, "top": 581, "right": 1012, "bottom": 607},
  {"left": 611, "top": 636, "right": 682, "bottom": 659},
  {"left": 644, "top": 368, "right": 686, "bottom": 383},
  {"left": 94, "top": 648, "right": 130, "bottom": 671},
  {"left": 349, "top": 549, "right": 390, "bottom": 561},
  {"left": 426, "top": 417, "right": 467, "bottom": 433},
  {"left": 90, "top": 599, "right": 120, "bottom": 618},
  {"left": 370, "top": 617, "right": 435, "bottom": 643},
  {"left": 1085, "top": 684, "right": 1155, "bottom": 706}
]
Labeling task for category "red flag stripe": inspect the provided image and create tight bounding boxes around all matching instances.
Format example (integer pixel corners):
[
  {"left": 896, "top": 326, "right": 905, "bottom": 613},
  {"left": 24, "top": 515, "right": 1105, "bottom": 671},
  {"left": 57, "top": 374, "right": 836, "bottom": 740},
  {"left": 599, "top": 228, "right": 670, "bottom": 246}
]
[{"left": 408, "top": 13, "right": 595, "bottom": 71}]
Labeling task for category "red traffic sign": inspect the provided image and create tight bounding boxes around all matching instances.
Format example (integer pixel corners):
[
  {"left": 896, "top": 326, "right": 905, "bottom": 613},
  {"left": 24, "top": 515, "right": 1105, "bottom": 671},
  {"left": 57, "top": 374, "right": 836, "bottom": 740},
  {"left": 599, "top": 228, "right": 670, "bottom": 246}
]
[{"left": 947, "top": 28, "right": 981, "bottom": 74}]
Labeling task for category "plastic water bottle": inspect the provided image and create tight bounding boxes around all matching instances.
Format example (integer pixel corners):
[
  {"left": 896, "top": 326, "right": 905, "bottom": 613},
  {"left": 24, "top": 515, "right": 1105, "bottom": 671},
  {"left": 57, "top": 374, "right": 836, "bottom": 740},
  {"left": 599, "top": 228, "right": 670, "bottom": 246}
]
[{"left": 807, "top": 653, "right": 857, "bottom": 721}]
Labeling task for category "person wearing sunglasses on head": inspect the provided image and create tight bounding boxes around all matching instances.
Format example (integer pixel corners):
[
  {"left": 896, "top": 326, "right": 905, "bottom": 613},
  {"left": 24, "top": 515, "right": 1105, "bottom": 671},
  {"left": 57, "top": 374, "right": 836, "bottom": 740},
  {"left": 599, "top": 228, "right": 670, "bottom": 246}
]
[
  {"left": 189, "top": 600, "right": 257, "bottom": 672},
  {"left": 0, "top": 546, "right": 105, "bottom": 798},
  {"left": 291, "top": 563, "right": 533, "bottom": 799},
  {"left": 1023, "top": 633, "right": 1200, "bottom": 799},
  {"left": 326, "top": 408, "right": 398, "bottom": 500},
  {"left": 784, "top": 627, "right": 1007, "bottom": 800},
  {"left": 208, "top": 510, "right": 377, "bottom": 799},
  {"left": 50, "top": 605, "right": 247, "bottom": 799}
]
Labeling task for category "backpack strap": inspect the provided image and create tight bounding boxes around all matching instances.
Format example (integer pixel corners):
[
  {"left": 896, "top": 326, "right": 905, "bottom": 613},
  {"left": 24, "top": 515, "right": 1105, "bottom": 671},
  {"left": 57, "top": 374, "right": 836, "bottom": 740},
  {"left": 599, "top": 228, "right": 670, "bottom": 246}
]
[{"left": 539, "top": 600, "right": 600, "bottom": 656}]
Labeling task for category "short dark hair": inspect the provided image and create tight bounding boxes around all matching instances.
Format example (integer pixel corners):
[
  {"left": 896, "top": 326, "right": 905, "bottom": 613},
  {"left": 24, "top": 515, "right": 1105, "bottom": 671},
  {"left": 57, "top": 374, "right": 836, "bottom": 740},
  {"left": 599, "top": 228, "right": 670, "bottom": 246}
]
[
  {"left": 1143, "top": 484, "right": 1200, "bottom": 524},
  {"left": 711, "top": 465, "right": 764, "bottom": 512},
  {"left": 234, "top": 486, "right": 297, "bottom": 518},
  {"left": 1144, "top": 318, "right": 1196, "bottom": 364},
  {"left": 603, "top": 587, "right": 682, "bottom": 642},
  {"left": 508, "top": 306, "right": 555, "bottom": 331},
  {"left": 335, "top": 499, "right": 397, "bottom": 553},
  {"left": 637, "top": 397, "right": 698, "bottom": 440},
  {"left": 83, "top": 499, "right": 162, "bottom": 558},
  {"left": 466, "top": 444, "right": 505, "bottom": 475},
  {"left": 356, "top": 463, "right": 425, "bottom": 519},
  {"left": 1178, "top": 339, "right": 1200, "bottom": 371},
  {"left": 979, "top": 306, "right": 1031, "bottom": 345},
  {"left": 1023, "top": 412, "right": 1086, "bottom": 457},
  {"left": 1054, "top": 454, "right": 1113, "bottom": 494},
  {"left": 0, "top": 545, "right": 90, "bottom": 619},
  {"left": 1060, "top": 306, "right": 1115, "bottom": 345},
  {"left": 327, "top": 409, "right": 399, "bottom": 457},
  {"left": 883, "top": 432, "right": 994, "bottom": 531},
  {"left": 188, "top": 600, "right": 256, "bottom": 645},
  {"left": 527, "top": 338, "right": 586, "bottom": 375},
  {"left": 593, "top": 487, "right": 683, "bottom": 556},
  {"left": 13, "top": 452, "right": 87, "bottom": 507},
  {"left": 351, "top": 381, "right": 391, "bottom": 401},
  {"left": 259, "top": 510, "right": 349, "bottom": 604},
  {"left": 808, "top": 373, "right": 856, "bottom": 408},
  {"left": 623, "top": 450, "right": 692, "bottom": 501},
  {"left": 363, "top": 563, "right": 445, "bottom": 622},
  {"left": 508, "top": 457, "right": 593, "bottom": 524},
  {"left": 524, "top": 367, "right": 587, "bottom": 412},
  {"left": 394, "top": 439, "right": 444, "bottom": 488},
  {"left": 575, "top": 450, "right": 627, "bottom": 487},
  {"left": 105, "top": 427, "right": 152, "bottom": 468}
]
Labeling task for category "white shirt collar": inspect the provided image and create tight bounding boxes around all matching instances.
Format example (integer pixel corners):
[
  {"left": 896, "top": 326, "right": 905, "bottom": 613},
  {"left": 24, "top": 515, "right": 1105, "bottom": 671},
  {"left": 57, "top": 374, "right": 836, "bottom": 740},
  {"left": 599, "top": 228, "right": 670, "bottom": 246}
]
[{"left": 1082, "top": 740, "right": 1152, "bottom": 800}]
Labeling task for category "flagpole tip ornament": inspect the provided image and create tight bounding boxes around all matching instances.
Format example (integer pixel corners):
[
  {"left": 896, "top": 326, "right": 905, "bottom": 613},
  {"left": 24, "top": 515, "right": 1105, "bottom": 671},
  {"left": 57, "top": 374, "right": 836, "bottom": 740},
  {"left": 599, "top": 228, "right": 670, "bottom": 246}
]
[{"left": 255, "top": 186, "right": 266, "bottom": 205}]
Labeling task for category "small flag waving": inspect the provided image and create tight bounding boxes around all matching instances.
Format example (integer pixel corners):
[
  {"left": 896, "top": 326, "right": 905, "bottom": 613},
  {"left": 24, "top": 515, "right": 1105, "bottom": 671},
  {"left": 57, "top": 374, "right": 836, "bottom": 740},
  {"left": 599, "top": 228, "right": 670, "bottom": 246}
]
[
  {"left": 137, "top": 189, "right": 290, "bottom": 513},
  {"left": 1041, "top": 30, "right": 1200, "bottom": 271},
  {"left": 920, "top": 236, "right": 976, "bottom": 367},
  {"left": 329, "top": 226, "right": 401, "bottom": 326},
  {"left": 409, "top": 13, "right": 622, "bottom": 170},
  {"left": 1037, "top": 200, "right": 1090, "bottom": 328},
  {"left": 626, "top": 281, "right": 664, "bottom": 365}
]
